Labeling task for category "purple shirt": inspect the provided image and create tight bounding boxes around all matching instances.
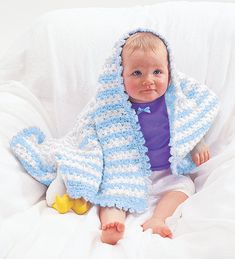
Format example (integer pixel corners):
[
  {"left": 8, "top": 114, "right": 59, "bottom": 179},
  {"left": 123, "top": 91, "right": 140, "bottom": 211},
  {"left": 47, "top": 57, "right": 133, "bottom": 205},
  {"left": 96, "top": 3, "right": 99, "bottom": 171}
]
[{"left": 131, "top": 95, "right": 171, "bottom": 171}]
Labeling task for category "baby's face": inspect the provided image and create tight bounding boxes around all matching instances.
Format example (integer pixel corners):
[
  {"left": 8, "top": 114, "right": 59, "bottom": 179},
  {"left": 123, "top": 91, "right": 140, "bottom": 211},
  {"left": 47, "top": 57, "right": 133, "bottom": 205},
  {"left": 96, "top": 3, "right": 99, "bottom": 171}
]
[{"left": 122, "top": 47, "right": 169, "bottom": 103}]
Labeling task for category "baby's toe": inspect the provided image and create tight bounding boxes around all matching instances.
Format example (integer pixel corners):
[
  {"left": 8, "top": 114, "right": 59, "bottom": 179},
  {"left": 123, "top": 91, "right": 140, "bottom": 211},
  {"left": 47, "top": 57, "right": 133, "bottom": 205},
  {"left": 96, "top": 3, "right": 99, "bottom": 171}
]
[{"left": 116, "top": 222, "right": 125, "bottom": 232}]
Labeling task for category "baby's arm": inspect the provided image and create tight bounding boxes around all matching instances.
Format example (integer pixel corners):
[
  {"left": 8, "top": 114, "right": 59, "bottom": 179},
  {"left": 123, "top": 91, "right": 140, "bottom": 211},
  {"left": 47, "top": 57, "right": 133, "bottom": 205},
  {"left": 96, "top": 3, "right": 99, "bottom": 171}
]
[{"left": 191, "top": 138, "right": 210, "bottom": 166}]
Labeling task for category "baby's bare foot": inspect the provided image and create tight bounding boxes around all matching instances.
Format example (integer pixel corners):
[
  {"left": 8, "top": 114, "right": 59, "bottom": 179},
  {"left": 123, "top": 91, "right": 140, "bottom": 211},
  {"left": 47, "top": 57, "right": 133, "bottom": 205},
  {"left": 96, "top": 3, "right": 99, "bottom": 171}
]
[
  {"left": 99, "top": 207, "right": 126, "bottom": 245},
  {"left": 142, "top": 217, "right": 173, "bottom": 238},
  {"left": 101, "top": 222, "right": 125, "bottom": 245}
]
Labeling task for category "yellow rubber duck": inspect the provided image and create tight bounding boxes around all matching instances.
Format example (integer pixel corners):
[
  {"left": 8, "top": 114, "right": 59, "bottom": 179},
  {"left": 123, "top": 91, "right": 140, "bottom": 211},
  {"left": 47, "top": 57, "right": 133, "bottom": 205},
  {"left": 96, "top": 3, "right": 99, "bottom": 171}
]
[
  {"left": 72, "top": 197, "right": 91, "bottom": 215},
  {"left": 52, "top": 194, "right": 91, "bottom": 215},
  {"left": 46, "top": 172, "right": 91, "bottom": 215}
]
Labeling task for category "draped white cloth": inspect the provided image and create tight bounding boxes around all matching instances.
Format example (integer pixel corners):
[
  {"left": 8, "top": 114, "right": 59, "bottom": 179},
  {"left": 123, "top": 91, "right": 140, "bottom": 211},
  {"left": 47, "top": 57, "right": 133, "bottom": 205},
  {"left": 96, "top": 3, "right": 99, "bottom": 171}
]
[{"left": 0, "top": 2, "right": 235, "bottom": 258}]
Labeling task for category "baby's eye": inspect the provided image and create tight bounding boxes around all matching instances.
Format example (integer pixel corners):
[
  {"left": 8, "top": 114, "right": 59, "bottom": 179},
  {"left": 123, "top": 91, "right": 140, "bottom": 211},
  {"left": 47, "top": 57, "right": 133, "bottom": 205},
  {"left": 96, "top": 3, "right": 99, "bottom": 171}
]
[
  {"left": 153, "top": 70, "right": 161, "bottom": 75},
  {"left": 132, "top": 70, "right": 142, "bottom": 76}
]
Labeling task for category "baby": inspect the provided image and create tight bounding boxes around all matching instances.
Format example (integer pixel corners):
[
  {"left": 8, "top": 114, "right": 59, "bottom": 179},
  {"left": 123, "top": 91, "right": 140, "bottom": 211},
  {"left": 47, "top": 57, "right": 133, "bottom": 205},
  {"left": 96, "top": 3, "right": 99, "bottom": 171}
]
[
  {"left": 100, "top": 32, "right": 210, "bottom": 245},
  {"left": 10, "top": 30, "right": 219, "bottom": 247}
]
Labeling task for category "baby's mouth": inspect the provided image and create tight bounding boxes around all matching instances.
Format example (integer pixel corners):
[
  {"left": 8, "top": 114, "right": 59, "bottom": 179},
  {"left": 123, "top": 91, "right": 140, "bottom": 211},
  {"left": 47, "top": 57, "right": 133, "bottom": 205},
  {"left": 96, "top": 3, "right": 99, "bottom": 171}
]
[{"left": 141, "top": 89, "right": 156, "bottom": 92}]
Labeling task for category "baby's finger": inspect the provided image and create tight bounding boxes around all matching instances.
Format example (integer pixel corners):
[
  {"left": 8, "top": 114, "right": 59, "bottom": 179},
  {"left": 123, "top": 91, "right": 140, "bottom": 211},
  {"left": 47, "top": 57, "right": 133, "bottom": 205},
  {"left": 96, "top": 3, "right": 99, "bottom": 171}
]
[
  {"left": 193, "top": 153, "right": 200, "bottom": 166},
  {"left": 199, "top": 153, "right": 204, "bottom": 165},
  {"left": 204, "top": 150, "right": 209, "bottom": 162},
  {"left": 207, "top": 151, "right": 210, "bottom": 160}
]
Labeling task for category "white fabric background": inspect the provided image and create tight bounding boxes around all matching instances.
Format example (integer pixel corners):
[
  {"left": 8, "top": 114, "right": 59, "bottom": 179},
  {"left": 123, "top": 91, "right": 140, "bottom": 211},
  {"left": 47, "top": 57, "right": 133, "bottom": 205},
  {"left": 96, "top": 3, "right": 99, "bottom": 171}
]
[
  {"left": 0, "top": 1, "right": 235, "bottom": 258},
  {"left": 1, "top": 0, "right": 234, "bottom": 57}
]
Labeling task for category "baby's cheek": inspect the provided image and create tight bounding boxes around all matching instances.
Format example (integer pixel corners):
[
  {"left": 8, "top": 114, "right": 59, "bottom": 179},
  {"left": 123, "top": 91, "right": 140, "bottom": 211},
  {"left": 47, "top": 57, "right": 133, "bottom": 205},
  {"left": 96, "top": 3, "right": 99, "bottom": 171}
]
[
  {"left": 125, "top": 82, "right": 137, "bottom": 95},
  {"left": 157, "top": 81, "right": 168, "bottom": 93},
  {"left": 157, "top": 86, "right": 167, "bottom": 95}
]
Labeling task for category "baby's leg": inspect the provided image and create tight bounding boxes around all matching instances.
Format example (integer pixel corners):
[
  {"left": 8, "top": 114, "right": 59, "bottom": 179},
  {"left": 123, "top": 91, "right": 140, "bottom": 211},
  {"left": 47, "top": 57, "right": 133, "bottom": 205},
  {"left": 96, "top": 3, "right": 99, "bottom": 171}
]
[
  {"left": 142, "top": 191, "right": 188, "bottom": 238},
  {"left": 99, "top": 207, "right": 126, "bottom": 245}
]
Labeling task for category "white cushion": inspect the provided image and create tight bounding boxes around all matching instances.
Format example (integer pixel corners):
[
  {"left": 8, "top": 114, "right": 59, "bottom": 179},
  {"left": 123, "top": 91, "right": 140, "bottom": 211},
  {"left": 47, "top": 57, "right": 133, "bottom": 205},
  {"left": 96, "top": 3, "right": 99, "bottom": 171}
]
[{"left": 0, "top": 81, "right": 52, "bottom": 219}]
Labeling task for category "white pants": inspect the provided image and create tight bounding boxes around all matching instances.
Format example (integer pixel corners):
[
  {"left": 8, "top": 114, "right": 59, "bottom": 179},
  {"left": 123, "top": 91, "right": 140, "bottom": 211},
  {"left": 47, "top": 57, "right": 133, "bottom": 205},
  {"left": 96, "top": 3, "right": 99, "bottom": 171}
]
[{"left": 149, "top": 168, "right": 195, "bottom": 198}]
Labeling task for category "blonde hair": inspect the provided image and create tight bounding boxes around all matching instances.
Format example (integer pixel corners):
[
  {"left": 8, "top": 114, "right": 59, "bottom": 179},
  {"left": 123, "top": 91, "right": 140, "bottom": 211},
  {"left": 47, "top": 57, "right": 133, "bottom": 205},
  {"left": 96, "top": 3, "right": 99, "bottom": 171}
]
[{"left": 122, "top": 32, "right": 168, "bottom": 55}]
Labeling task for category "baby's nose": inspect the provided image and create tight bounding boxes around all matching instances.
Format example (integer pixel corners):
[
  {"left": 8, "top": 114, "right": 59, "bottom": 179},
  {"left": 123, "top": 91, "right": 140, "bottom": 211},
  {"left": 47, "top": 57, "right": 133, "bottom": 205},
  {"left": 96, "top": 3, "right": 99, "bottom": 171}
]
[{"left": 142, "top": 77, "right": 154, "bottom": 87}]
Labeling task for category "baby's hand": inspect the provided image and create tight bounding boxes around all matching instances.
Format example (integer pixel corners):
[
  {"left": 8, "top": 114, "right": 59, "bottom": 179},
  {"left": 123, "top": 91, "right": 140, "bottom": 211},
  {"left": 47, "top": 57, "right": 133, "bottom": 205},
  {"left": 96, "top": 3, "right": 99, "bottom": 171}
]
[{"left": 191, "top": 139, "right": 210, "bottom": 166}]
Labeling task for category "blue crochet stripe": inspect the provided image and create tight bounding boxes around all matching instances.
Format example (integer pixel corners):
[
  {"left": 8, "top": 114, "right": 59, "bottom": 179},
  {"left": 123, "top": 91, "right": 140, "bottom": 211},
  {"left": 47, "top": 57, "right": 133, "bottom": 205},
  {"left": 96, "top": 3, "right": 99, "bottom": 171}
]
[
  {"left": 95, "top": 194, "right": 148, "bottom": 213},
  {"left": 175, "top": 107, "right": 193, "bottom": 120},
  {"left": 95, "top": 116, "right": 131, "bottom": 130},
  {"left": 59, "top": 165, "right": 102, "bottom": 181},
  {"left": 58, "top": 151, "right": 101, "bottom": 161},
  {"left": 175, "top": 97, "right": 218, "bottom": 134},
  {"left": 10, "top": 127, "right": 46, "bottom": 145},
  {"left": 104, "top": 158, "right": 148, "bottom": 168},
  {"left": 11, "top": 155, "right": 54, "bottom": 186},
  {"left": 100, "top": 181, "right": 148, "bottom": 192},
  {"left": 176, "top": 154, "right": 197, "bottom": 175},
  {"left": 176, "top": 123, "right": 212, "bottom": 146},
  {"left": 98, "top": 73, "right": 118, "bottom": 83},
  {"left": 95, "top": 103, "right": 123, "bottom": 116},
  {"left": 171, "top": 153, "right": 196, "bottom": 175},
  {"left": 104, "top": 144, "right": 140, "bottom": 156},
  {"left": 58, "top": 156, "right": 103, "bottom": 172},
  {"left": 97, "top": 88, "right": 121, "bottom": 100},
  {"left": 186, "top": 88, "right": 210, "bottom": 103},
  {"left": 66, "top": 180, "right": 98, "bottom": 201},
  {"left": 99, "top": 130, "right": 134, "bottom": 144},
  {"left": 180, "top": 80, "right": 206, "bottom": 99},
  {"left": 175, "top": 87, "right": 210, "bottom": 120}
]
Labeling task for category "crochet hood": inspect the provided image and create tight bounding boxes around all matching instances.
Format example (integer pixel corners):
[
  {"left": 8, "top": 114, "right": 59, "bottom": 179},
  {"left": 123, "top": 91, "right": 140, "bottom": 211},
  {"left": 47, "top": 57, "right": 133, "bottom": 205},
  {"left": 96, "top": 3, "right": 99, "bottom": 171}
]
[{"left": 10, "top": 29, "right": 220, "bottom": 213}]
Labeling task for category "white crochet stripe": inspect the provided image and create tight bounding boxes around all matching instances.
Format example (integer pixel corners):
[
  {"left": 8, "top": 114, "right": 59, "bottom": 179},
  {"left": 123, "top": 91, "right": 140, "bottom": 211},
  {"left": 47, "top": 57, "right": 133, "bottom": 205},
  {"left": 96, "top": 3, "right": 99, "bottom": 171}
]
[
  {"left": 25, "top": 138, "right": 55, "bottom": 164},
  {"left": 97, "top": 124, "right": 133, "bottom": 138},
  {"left": 97, "top": 94, "right": 122, "bottom": 106},
  {"left": 104, "top": 164, "right": 140, "bottom": 174},
  {"left": 73, "top": 128, "right": 97, "bottom": 140},
  {"left": 97, "top": 81, "right": 120, "bottom": 92},
  {"left": 25, "top": 134, "right": 39, "bottom": 144},
  {"left": 72, "top": 118, "right": 93, "bottom": 133},
  {"left": 174, "top": 108, "right": 218, "bottom": 142},
  {"left": 13, "top": 145, "right": 55, "bottom": 183},
  {"left": 182, "top": 83, "right": 207, "bottom": 95},
  {"left": 106, "top": 150, "right": 139, "bottom": 160},
  {"left": 59, "top": 148, "right": 102, "bottom": 159},
  {"left": 100, "top": 78, "right": 119, "bottom": 87},
  {"left": 24, "top": 140, "right": 55, "bottom": 165},
  {"left": 64, "top": 175, "right": 100, "bottom": 189},
  {"left": 14, "top": 144, "right": 37, "bottom": 168},
  {"left": 83, "top": 139, "right": 103, "bottom": 149},
  {"left": 104, "top": 188, "right": 145, "bottom": 198},
  {"left": 59, "top": 150, "right": 102, "bottom": 165},
  {"left": 173, "top": 122, "right": 216, "bottom": 157},
  {"left": 174, "top": 93, "right": 216, "bottom": 128},
  {"left": 70, "top": 137, "right": 102, "bottom": 150},
  {"left": 94, "top": 108, "right": 127, "bottom": 124},
  {"left": 31, "top": 137, "right": 56, "bottom": 152},
  {"left": 59, "top": 160, "right": 102, "bottom": 178},
  {"left": 108, "top": 177, "right": 146, "bottom": 185},
  {"left": 102, "top": 136, "right": 134, "bottom": 149}
]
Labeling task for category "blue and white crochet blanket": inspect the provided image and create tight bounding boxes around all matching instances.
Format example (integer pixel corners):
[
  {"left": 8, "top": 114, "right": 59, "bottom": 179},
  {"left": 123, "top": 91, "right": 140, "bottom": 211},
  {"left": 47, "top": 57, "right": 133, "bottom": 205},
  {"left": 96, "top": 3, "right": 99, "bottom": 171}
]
[{"left": 10, "top": 29, "right": 219, "bottom": 213}]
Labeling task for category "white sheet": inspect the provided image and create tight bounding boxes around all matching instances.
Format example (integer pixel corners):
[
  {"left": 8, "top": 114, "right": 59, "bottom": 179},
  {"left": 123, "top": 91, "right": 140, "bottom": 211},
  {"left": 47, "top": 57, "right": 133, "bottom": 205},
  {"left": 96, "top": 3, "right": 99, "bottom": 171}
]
[{"left": 0, "top": 1, "right": 235, "bottom": 258}]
